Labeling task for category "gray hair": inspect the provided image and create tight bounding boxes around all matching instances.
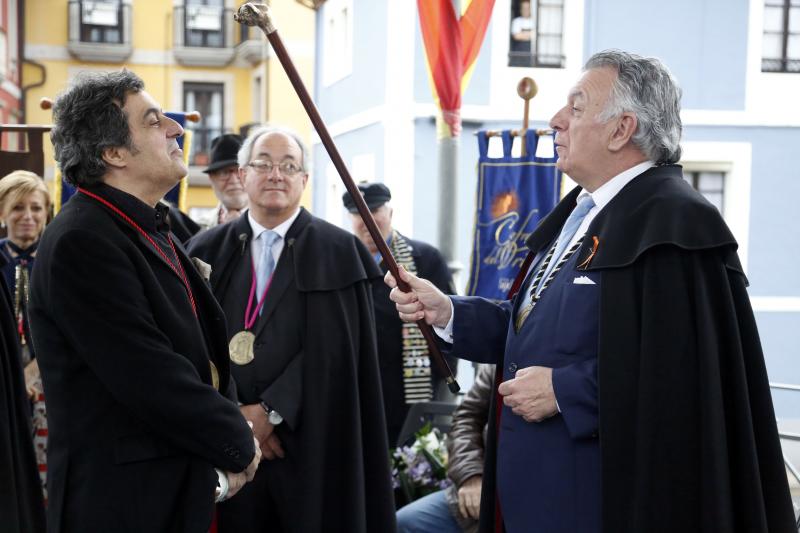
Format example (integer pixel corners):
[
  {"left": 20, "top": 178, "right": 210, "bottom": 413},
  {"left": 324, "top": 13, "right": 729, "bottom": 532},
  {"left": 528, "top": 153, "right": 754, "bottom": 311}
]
[
  {"left": 51, "top": 70, "right": 144, "bottom": 187},
  {"left": 585, "top": 50, "right": 682, "bottom": 164},
  {"left": 237, "top": 124, "right": 309, "bottom": 172}
]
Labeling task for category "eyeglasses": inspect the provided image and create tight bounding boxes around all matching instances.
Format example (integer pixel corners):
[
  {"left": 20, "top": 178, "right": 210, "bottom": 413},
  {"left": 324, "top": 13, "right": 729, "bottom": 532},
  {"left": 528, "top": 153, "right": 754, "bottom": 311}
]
[{"left": 247, "top": 160, "right": 303, "bottom": 176}]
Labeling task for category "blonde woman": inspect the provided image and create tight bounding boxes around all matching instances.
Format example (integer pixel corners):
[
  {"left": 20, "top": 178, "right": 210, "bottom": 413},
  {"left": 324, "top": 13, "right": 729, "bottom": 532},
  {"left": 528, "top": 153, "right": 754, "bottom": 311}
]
[{"left": 0, "top": 170, "right": 51, "bottom": 502}]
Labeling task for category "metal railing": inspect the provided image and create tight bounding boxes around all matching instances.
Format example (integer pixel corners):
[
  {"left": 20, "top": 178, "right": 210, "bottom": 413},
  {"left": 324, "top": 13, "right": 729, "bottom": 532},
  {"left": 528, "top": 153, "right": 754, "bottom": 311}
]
[{"left": 771, "top": 382, "right": 800, "bottom": 530}]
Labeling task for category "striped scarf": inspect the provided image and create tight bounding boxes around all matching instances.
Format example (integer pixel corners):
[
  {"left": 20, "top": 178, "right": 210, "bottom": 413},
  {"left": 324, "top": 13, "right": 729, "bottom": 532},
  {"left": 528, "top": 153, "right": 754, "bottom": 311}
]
[{"left": 390, "top": 231, "right": 434, "bottom": 404}]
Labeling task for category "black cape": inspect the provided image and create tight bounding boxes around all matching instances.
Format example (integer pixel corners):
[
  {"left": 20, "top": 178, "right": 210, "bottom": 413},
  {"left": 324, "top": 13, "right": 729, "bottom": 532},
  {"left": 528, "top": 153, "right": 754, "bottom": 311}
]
[
  {"left": 478, "top": 165, "right": 795, "bottom": 532},
  {"left": 188, "top": 208, "right": 397, "bottom": 532},
  {"left": 0, "top": 271, "right": 46, "bottom": 532}
]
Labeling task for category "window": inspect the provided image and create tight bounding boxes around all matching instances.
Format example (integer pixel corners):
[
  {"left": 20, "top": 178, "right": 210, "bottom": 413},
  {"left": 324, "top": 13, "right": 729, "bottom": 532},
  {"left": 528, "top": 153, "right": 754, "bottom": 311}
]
[
  {"left": 509, "top": 0, "right": 565, "bottom": 68},
  {"left": 67, "top": 0, "right": 131, "bottom": 62},
  {"left": 684, "top": 171, "right": 725, "bottom": 213},
  {"left": 79, "top": 0, "right": 123, "bottom": 44},
  {"left": 185, "top": 0, "right": 225, "bottom": 48},
  {"left": 322, "top": 0, "right": 353, "bottom": 86},
  {"left": 762, "top": 0, "right": 800, "bottom": 72},
  {"left": 183, "top": 83, "right": 224, "bottom": 166}
]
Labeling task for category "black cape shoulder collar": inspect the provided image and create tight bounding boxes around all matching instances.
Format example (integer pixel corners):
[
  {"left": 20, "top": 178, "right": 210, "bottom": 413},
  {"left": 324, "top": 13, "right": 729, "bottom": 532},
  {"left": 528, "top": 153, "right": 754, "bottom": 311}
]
[
  {"left": 228, "top": 207, "right": 379, "bottom": 292},
  {"left": 526, "top": 165, "right": 742, "bottom": 272}
]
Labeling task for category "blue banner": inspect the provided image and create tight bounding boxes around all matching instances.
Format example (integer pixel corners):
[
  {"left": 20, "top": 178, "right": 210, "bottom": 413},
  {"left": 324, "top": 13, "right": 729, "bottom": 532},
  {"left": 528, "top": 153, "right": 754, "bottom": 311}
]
[{"left": 466, "top": 130, "right": 561, "bottom": 300}]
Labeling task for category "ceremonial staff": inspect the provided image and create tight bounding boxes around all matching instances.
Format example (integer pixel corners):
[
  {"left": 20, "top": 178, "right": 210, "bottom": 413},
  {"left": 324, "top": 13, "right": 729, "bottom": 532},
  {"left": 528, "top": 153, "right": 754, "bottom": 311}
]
[
  {"left": 517, "top": 77, "right": 537, "bottom": 157},
  {"left": 235, "top": 3, "right": 460, "bottom": 393}
]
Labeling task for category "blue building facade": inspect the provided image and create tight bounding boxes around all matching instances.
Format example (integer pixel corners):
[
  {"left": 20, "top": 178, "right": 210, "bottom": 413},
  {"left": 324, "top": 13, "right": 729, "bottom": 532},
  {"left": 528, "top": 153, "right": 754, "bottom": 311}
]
[{"left": 309, "top": 0, "right": 800, "bottom": 411}]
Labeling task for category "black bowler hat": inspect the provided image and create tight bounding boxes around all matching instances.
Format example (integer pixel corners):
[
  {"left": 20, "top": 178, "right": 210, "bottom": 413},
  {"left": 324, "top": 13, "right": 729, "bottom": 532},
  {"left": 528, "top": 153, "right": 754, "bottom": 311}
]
[
  {"left": 203, "top": 133, "right": 243, "bottom": 174},
  {"left": 342, "top": 182, "right": 392, "bottom": 213}
]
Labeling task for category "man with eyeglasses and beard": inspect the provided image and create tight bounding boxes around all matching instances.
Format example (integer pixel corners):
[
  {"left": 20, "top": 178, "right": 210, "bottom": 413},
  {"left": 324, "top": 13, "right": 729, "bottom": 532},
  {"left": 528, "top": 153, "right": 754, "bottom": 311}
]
[{"left": 188, "top": 124, "right": 396, "bottom": 533}]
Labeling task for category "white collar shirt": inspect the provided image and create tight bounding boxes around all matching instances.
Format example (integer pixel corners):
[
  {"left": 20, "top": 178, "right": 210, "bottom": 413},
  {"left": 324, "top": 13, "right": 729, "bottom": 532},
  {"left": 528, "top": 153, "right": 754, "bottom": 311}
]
[
  {"left": 560, "top": 160, "right": 655, "bottom": 256},
  {"left": 247, "top": 208, "right": 302, "bottom": 270},
  {"left": 434, "top": 160, "right": 656, "bottom": 345}
]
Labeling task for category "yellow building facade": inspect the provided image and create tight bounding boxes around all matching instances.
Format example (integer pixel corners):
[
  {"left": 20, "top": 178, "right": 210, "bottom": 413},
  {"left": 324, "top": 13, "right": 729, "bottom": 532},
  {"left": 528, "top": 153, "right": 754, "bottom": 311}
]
[{"left": 22, "top": 0, "right": 316, "bottom": 214}]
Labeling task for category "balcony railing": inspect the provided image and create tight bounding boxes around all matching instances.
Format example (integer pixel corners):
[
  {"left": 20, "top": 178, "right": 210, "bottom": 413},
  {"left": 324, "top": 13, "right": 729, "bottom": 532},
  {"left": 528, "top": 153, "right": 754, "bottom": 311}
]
[
  {"left": 173, "top": 5, "right": 235, "bottom": 67},
  {"left": 508, "top": 51, "right": 564, "bottom": 69},
  {"left": 67, "top": 0, "right": 132, "bottom": 62},
  {"left": 235, "top": 15, "right": 265, "bottom": 65},
  {"left": 187, "top": 126, "right": 223, "bottom": 167},
  {"left": 770, "top": 382, "right": 800, "bottom": 530}
]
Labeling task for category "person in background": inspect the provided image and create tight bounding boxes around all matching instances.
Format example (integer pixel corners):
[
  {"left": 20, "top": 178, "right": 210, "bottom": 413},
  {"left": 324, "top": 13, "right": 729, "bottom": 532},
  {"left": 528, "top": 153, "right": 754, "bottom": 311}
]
[
  {"left": 397, "top": 364, "right": 495, "bottom": 533},
  {"left": 0, "top": 171, "right": 47, "bottom": 533},
  {"left": 188, "top": 125, "right": 396, "bottom": 533},
  {"left": 0, "top": 170, "right": 51, "bottom": 500},
  {"left": 342, "top": 182, "right": 457, "bottom": 447},
  {"left": 199, "top": 133, "right": 248, "bottom": 229},
  {"left": 509, "top": 0, "right": 533, "bottom": 67}
]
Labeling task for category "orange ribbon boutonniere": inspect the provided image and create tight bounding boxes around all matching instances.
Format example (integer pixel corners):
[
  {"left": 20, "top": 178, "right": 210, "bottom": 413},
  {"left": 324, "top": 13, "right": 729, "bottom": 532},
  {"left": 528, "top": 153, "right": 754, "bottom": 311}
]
[{"left": 577, "top": 236, "right": 599, "bottom": 270}]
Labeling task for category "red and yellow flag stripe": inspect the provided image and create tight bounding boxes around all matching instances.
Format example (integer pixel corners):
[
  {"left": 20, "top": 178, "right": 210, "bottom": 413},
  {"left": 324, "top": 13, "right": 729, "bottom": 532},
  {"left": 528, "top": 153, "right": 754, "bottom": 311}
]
[{"left": 418, "top": 0, "right": 495, "bottom": 137}]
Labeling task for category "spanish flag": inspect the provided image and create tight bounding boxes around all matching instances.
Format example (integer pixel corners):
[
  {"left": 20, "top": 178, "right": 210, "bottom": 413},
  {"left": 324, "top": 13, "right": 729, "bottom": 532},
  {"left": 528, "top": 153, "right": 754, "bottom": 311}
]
[{"left": 417, "top": 0, "right": 495, "bottom": 138}]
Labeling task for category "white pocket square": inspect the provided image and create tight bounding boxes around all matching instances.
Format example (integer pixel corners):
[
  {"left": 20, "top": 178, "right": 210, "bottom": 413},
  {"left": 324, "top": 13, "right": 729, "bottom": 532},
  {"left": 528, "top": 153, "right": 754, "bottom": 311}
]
[{"left": 573, "top": 276, "right": 595, "bottom": 285}]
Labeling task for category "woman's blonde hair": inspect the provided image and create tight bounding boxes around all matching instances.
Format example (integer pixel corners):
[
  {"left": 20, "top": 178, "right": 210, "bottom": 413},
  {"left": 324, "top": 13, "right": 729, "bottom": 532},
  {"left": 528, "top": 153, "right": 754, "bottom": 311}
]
[{"left": 0, "top": 170, "right": 52, "bottom": 222}]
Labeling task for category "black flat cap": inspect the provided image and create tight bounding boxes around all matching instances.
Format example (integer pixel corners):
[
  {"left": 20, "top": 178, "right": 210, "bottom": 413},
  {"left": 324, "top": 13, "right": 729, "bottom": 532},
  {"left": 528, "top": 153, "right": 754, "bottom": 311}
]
[
  {"left": 342, "top": 182, "right": 392, "bottom": 213},
  {"left": 203, "top": 133, "right": 243, "bottom": 174}
]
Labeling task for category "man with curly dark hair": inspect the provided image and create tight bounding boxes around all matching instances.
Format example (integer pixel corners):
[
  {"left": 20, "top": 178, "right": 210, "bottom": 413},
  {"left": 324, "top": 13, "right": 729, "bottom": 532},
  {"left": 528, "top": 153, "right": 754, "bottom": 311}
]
[{"left": 28, "top": 70, "right": 261, "bottom": 532}]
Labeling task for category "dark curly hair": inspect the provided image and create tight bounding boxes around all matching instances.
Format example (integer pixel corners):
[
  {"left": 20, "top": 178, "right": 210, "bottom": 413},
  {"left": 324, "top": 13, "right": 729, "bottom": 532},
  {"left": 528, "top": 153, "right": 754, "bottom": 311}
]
[{"left": 50, "top": 70, "right": 144, "bottom": 187}]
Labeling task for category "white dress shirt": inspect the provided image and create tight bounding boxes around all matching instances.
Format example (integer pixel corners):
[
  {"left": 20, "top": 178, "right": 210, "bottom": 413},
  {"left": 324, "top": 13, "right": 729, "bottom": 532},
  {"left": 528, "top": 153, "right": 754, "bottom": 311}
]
[
  {"left": 435, "top": 160, "right": 655, "bottom": 343},
  {"left": 248, "top": 208, "right": 302, "bottom": 269}
]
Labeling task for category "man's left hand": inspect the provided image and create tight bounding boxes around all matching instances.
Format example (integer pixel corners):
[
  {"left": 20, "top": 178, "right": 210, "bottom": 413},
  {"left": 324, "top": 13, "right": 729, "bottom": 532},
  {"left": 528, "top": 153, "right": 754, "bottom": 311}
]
[
  {"left": 498, "top": 366, "right": 557, "bottom": 422},
  {"left": 457, "top": 475, "right": 482, "bottom": 520}
]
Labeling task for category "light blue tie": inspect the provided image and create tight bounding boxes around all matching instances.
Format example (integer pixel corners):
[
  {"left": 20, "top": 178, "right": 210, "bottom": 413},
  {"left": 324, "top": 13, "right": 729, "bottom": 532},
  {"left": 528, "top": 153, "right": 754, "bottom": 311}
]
[
  {"left": 535, "top": 194, "right": 596, "bottom": 295},
  {"left": 255, "top": 230, "right": 280, "bottom": 303}
]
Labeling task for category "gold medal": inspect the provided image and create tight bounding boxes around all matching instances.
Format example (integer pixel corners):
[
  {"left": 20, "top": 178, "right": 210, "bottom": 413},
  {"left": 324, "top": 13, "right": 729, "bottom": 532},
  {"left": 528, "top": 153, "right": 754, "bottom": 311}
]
[
  {"left": 229, "top": 330, "right": 256, "bottom": 365},
  {"left": 209, "top": 361, "right": 220, "bottom": 390}
]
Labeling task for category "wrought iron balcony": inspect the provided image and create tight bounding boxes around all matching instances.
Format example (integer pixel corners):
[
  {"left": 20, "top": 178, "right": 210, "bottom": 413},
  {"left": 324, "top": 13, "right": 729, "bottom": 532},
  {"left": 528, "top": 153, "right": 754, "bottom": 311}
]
[
  {"left": 173, "top": 5, "right": 235, "bottom": 67},
  {"left": 67, "top": 0, "right": 132, "bottom": 63}
]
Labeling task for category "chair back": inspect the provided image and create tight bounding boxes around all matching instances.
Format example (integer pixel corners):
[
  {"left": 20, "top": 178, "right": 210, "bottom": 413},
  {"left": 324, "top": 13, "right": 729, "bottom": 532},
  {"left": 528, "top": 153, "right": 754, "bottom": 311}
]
[
  {"left": 396, "top": 400, "right": 457, "bottom": 448},
  {"left": 0, "top": 125, "right": 51, "bottom": 177}
]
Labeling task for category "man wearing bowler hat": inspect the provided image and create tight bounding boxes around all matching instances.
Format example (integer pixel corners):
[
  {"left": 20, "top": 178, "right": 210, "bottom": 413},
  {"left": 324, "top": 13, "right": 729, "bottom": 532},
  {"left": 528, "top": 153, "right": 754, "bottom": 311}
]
[
  {"left": 343, "top": 182, "right": 457, "bottom": 446},
  {"left": 200, "top": 133, "right": 248, "bottom": 229}
]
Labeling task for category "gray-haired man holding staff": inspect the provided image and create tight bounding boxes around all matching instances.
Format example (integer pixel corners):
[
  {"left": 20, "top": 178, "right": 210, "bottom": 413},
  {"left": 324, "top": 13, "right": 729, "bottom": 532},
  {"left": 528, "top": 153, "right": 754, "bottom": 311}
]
[{"left": 387, "top": 50, "right": 795, "bottom": 532}]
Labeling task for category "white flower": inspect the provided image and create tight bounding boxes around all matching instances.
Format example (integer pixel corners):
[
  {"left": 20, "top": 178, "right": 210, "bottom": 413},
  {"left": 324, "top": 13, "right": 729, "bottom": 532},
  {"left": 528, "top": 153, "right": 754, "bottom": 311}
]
[{"left": 413, "top": 432, "right": 441, "bottom": 455}]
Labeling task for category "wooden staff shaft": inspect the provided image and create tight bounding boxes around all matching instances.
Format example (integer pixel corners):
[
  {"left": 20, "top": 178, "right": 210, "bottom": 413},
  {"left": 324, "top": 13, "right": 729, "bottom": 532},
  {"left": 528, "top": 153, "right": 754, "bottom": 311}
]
[
  {"left": 240, "top": 6, "right": 459, "bottom": 393},
  {"left": 521, "top": 98, "right": 530, "bottom": 157}
]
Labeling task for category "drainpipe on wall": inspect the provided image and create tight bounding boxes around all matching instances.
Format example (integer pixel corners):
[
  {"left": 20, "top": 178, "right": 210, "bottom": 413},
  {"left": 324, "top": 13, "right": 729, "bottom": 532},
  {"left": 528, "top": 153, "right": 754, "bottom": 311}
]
[{"left": 19, "top": 0, "right": 48, "bottom": 128}]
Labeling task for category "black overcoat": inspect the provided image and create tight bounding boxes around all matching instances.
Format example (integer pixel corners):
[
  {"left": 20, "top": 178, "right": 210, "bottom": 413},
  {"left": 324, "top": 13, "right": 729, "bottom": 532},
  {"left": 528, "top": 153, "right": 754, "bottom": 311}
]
[
  {"left": 476, "top": 165, "right": 796, "bottom": 532},
  {"left": 371, "top": 233, "right": 456, "bottom": 445},
  {"left": 0, "top": 266, "right": 45, "bottom": 532},
  {"left": 188, "top": 208, "right": 397, "bottom": 533},
  {"left": 28, "top": 185, "right": 255, "bottom": 533}
]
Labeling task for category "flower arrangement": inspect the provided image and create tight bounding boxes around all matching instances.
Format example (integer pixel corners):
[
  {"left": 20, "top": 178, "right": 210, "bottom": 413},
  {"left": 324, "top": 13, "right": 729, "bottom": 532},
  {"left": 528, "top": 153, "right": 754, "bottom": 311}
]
[{"left": 391, "top": 422, "right": 452, "bottom": 504}]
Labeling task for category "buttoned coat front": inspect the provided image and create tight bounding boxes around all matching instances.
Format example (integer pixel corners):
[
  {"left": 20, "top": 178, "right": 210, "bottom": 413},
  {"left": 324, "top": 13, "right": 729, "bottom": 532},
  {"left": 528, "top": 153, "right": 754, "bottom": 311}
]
[{"left": 28, "top": 186, "right": 255, "bottom": 533}]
